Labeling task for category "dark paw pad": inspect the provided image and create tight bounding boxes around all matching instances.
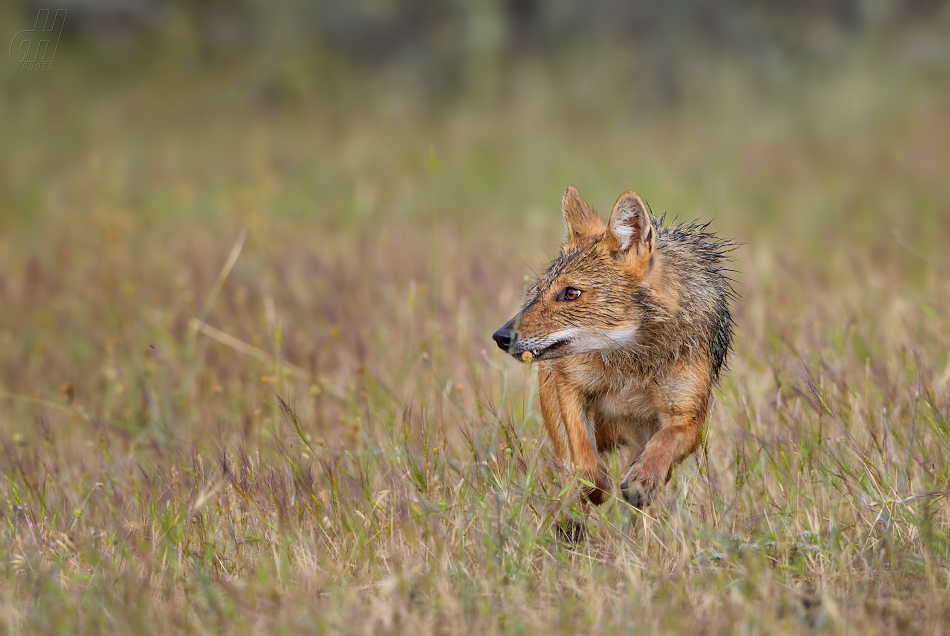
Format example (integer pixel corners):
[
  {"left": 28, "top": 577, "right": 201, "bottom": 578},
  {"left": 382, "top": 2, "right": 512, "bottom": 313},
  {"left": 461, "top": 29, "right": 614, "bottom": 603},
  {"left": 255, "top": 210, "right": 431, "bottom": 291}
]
[{"left": 583, "top": 482, "right": 609, "bottom": 506}]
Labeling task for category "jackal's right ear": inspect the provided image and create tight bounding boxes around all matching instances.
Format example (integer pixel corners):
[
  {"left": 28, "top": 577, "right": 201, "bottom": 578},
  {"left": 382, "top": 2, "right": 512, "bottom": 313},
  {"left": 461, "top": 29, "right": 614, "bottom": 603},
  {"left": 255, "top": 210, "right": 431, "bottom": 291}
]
[
  {"left": 562, "top": 186, "right": 604, "bottom": 243},
  {"left": 606, "top": 191, "right": 655, "bottom": 258}
]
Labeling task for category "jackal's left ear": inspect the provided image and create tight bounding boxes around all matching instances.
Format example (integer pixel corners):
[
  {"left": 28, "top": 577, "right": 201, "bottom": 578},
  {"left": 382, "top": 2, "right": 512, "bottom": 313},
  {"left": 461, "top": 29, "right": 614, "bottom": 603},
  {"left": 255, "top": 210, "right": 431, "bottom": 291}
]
[
  {"left": 606, "top": 191, "right": 655, "bottom": 258},
  {"left": 562, "top": 186, "right": 604, "bottom": 242}
]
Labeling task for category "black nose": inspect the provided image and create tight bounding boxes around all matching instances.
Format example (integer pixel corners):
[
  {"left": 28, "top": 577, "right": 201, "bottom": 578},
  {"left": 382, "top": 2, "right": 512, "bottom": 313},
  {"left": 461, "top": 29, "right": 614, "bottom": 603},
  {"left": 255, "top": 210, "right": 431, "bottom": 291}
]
[{"left": 492, "top": 327, "right": 514, "bottom": 352}]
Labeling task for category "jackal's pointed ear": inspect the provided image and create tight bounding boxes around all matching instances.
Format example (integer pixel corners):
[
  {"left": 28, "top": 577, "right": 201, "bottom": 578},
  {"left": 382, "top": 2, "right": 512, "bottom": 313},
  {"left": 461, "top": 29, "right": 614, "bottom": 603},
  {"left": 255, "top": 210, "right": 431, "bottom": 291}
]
[
  {"left": 562, "top": 186, "right": 604, "bottom": 243},
  {"left": 606, "top": 191, "right": 655, "bottom": 258}
]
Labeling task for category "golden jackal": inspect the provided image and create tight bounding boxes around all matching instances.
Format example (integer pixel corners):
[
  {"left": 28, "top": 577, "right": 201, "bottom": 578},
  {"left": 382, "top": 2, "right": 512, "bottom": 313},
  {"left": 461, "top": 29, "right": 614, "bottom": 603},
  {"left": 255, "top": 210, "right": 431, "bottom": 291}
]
[{"left": 493, "top": 187, "right": 735, "bottom": 509}]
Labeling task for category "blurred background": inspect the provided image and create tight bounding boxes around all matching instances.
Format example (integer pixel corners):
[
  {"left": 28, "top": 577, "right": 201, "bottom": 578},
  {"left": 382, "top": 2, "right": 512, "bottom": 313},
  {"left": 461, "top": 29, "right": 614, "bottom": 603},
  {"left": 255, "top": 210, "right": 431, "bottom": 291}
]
[{"left": 2, "top": 1, "right": 950, "bottom": 632}]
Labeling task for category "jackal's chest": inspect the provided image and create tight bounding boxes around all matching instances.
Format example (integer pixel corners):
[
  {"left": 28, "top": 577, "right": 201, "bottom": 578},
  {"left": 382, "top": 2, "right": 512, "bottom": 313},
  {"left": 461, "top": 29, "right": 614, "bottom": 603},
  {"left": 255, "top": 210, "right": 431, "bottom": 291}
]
[
  {"left": 565, "top": 356, "right": 656, "bottom": 420},
  {"left": 589, "top": 387, "right": 655, "bottom": 422}
]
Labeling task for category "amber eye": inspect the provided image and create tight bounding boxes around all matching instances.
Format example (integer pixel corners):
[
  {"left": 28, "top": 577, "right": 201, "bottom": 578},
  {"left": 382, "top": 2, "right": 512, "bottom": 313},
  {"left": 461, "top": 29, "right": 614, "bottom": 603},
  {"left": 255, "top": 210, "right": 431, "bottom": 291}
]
[{"left": 558, "top": 287, "right": 582, "bottom": 301}]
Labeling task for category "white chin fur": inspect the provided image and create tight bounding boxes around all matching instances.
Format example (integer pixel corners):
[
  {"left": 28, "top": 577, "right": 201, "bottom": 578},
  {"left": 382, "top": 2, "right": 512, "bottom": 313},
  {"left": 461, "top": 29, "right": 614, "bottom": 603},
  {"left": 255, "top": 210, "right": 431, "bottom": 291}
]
[
  {"left": 522, "top": 325, "right": 638, "bottom": 356},
  {"left": 568, "top": 324, "right": 638, "bottom": 353}
]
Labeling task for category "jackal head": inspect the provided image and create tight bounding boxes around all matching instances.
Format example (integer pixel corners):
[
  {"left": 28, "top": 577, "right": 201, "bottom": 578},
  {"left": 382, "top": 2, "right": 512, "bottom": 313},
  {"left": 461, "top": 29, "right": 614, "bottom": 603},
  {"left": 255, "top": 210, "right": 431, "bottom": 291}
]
[{"left": 493, "top": 187, "right": 659, "bottom": 361}]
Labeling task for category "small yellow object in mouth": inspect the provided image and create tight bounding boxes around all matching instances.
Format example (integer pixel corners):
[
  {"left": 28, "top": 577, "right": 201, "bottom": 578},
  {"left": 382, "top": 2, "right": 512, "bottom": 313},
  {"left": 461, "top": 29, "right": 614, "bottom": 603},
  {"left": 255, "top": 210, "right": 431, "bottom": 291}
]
[{"left": 521, "top": 351, "right": 534, "bottom": 362}]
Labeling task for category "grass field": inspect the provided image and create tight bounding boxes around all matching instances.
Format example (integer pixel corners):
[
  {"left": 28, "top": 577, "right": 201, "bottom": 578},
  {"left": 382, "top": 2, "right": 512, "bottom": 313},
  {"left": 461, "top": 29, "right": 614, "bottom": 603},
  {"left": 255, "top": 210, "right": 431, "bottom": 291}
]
[{"left": 1, "top": 44, "right": 950, "bottom": 634}]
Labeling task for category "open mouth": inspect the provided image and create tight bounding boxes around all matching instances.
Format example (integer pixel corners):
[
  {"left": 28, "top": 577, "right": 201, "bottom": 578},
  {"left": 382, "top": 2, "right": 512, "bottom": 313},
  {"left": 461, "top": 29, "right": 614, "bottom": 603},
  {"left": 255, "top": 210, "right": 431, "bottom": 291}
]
[{"left": 513, "top": 340, "right": 568, "bottom": 362}]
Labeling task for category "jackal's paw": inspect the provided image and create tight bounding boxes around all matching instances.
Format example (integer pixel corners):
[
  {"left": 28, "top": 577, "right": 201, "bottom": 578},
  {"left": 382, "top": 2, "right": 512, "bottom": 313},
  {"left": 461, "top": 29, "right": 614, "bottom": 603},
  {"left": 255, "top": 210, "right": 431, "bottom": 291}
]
[{"left": 620, "top": 466, "right": 658, "bottom": 509}]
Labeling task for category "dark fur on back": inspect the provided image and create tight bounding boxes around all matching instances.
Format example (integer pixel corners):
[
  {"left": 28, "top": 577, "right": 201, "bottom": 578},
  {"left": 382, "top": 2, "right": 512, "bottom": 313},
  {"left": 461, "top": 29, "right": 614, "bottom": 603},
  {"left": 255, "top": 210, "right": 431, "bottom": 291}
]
[{"left": 653, "top": 214, "right": 738, "bottom": 380}]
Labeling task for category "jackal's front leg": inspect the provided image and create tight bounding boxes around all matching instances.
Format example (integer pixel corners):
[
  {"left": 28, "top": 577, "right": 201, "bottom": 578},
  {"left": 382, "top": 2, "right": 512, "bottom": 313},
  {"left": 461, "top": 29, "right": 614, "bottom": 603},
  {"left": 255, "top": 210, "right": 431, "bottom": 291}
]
[
  {"left": 538, "top": 363, "right": 570, "bottom": 469},
  {"left": 621, "top": 357, "right": 712, "bottom": 509},
  {"left": 539, "top": 363, "right": 610, "bottom": 505}
]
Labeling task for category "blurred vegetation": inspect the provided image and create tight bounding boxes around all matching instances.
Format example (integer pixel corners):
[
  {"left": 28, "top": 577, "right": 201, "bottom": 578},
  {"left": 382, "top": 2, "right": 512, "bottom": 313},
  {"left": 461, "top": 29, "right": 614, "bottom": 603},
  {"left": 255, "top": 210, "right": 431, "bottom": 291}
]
[{"left": 1, "top": 2, "right": 949, "bottom": 634}]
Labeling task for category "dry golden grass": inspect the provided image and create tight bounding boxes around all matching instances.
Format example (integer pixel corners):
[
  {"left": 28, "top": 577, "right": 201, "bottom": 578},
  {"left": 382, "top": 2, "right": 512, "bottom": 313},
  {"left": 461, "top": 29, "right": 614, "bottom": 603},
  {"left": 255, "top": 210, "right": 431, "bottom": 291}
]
[{"left": 1, "top": 50, "right": 949, "bottom": 634}]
